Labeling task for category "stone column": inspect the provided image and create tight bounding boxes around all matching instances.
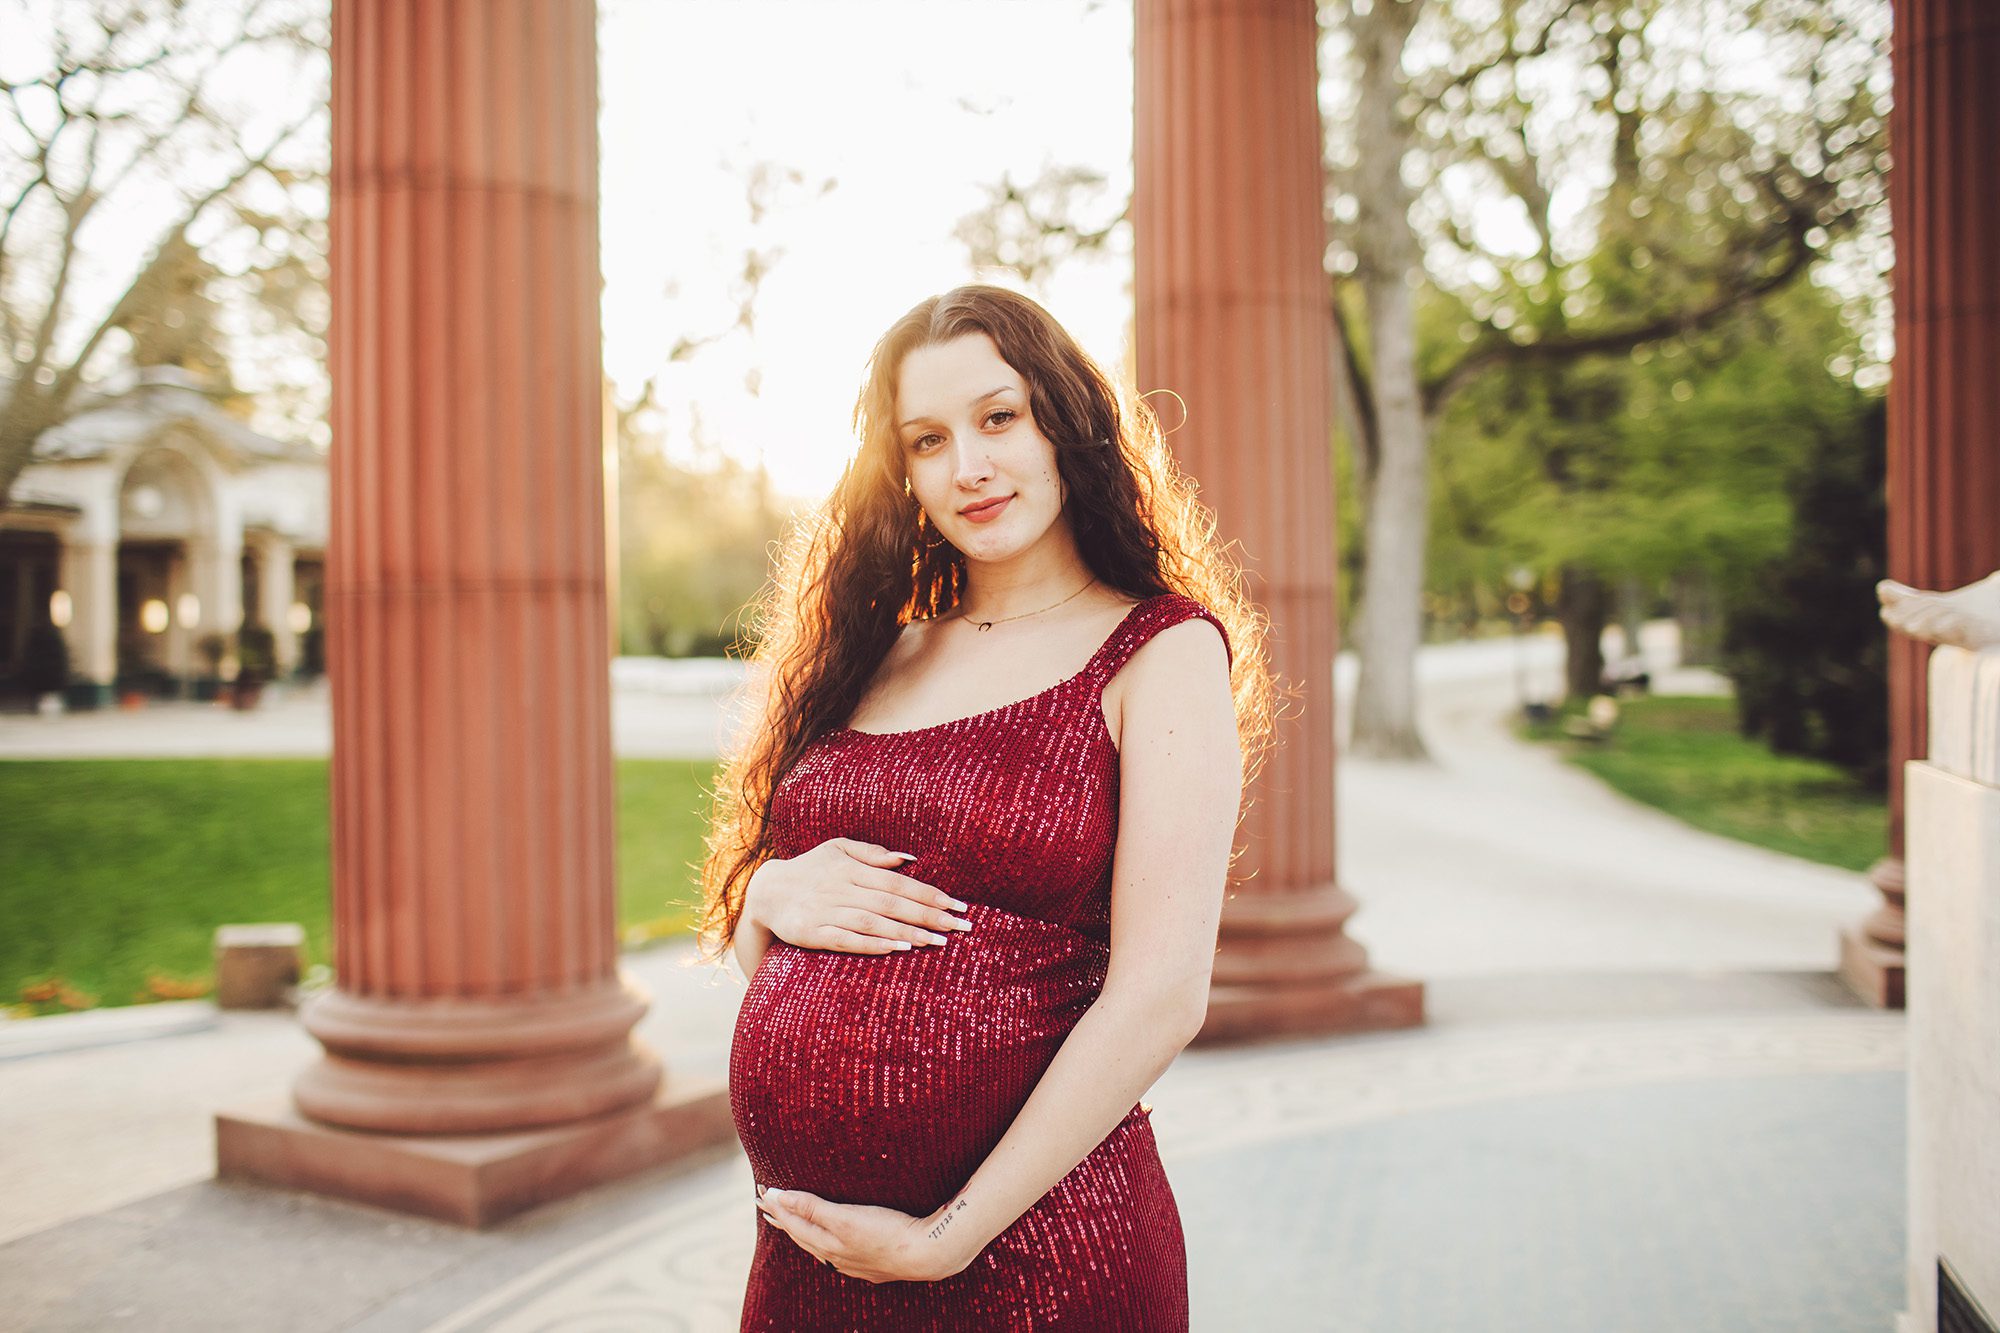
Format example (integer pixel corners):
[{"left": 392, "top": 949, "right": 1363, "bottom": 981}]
[
  {"left": 1847, "top": 0, "right": 2000, "bottom": 1009},
  {"left": 1134, "top": 0, "right": 1424, "bottom": 1041},
  {"left": 255, "top": 534, "right": 299, "bottom": 674},
  {"left": 58, "top": 539, "right": 115, "bottom": 691},
  {"left": 164, "top": 542, "right": 194, "bottom": 679},
  {"left": 187, "top": 533, "right": 244, "bottom": 669},
  {"left": 214, "top": 0, "right": 730, "bottom": 1228}
]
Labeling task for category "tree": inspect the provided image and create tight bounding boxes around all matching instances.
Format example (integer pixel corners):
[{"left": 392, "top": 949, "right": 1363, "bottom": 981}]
[
  {"left": 1718, "top": 390, "right": 1887, "bottom": 788},
  {"left": 1332, "top": 0, "right": 1888, "bottom": 750},
  {"left": 612, "top": 158, "right": 832, "bottom": 658},
  {"left": 615, "top": 390, "right": 790, "bottom": 659},
  {"left": 0, "top": 0, "right": 328, "bottom": 504},
  {"left": 1428, "top": 270, "right": 1867, "bottom": 697},
  {"left": 960, "top": 0, "right": 1889, "bottom": 756}
]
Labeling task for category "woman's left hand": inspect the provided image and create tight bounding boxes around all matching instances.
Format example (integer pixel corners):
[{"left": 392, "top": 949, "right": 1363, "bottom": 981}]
[{"left": 755, "top": 1186, "right": 975, "bottom": 1284}]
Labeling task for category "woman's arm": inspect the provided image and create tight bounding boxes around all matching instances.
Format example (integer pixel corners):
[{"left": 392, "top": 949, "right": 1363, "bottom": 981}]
[
  {"left": 758, "top": 616, "right": 1242, "bottom": 1279},
  {"left": 731, "top": 874, "right": 777, "bottom": 981}
]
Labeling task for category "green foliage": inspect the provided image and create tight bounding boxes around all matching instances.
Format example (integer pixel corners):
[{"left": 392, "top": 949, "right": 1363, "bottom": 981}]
[
  {"left": 0, "top": 759, "right": 333, "bottom": 1014},
  {"left": 1519, "top": 694, "right": 1887, "bottom": 872},
  {"left": 1719, "top": 392, "right": 1887, "bottom": 788},
  {"left": 1425, "top": 275, "right": 1868, "bottom": 635},
  {"left": 21, "top": 623, "right": 70, "bottom": 694},
  {"left": 298, "top": 624, "right": 325, "bottom": 677},
  {"left": 616, "top": 439, "right": 790, "bottom": 659},
  {"left": 0, "top": 757, "right": 719, "bottom": 1013},
  {"left": 236, "top": 623, "right": 277, "bottom": 683}
]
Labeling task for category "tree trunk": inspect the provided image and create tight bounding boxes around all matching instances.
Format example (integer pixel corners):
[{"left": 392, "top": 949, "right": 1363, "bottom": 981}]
[
  {"left": 1674, "top": 568, "right": 1722, "bottom": 666},
  {"left": 1556, "top": 565, "right": 1609, "bottom": 702},
  {"left": 1344, "top": 0, "right": 1430, "bottom": 761},
  {"left": 1617, "top": 574, "right": 1648, "bottom": 665},
  {"left": 1348, "top": 330, "right": 1430, "bottom": 759}
]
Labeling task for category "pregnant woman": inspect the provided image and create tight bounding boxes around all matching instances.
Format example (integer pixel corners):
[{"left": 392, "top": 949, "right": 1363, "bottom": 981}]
[{"left": 698, "top": 284, "right": 1276, "bottom": 1330}]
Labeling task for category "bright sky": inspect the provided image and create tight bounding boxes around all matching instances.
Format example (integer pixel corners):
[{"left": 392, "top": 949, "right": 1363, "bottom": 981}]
[
  {"left": 12, "top": 0, "right": 1885, "bottom": 497},
  {"left": 597, "top": 0, "right": 1135, "bottom": 505}
]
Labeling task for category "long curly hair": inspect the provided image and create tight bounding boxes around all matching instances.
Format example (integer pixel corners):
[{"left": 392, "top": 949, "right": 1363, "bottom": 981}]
[{"left": 693, "top": 283, "right": 1279, "bottom": 965}]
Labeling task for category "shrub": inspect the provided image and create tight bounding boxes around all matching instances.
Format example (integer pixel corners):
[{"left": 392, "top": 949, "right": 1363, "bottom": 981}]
[
  {"left": 1719, "top": 395, "right": 1887, "bottom": 790},
  {"left": 20, "top": 624, "right": 71, "bottom": 695}
]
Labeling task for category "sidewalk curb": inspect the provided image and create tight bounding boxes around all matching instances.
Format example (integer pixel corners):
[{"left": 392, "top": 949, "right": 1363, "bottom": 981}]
[{"left": 0, "top": 999, "right": 219, "bottom": 1061}]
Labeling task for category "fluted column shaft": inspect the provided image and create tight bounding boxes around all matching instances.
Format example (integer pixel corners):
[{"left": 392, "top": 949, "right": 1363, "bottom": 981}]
[
  {"left": 1134, "top": 0, "right": 1422, "bottom": 1040},
  {"left": 301, "top": 0, "right": 654, "bottom": 1133},
  {"left": 1851, "top": 0, "right": 2000, "bottom": 1007}
]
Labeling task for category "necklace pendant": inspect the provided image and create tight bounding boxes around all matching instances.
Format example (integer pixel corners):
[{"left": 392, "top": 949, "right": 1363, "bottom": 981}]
[{"left": 976, "top": 621, "right": 993, "bottom": 631}]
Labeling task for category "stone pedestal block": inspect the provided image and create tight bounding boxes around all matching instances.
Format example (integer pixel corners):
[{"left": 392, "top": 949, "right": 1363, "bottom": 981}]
[
  {"left": 215, "top": 1077, "right": 736, "bottom": 1229},
  {"left": 213, "top": 923, "right": 305, "bottom": 1010},
  {"left": 1903, "top": 757, "right": 2000, "bottom": 1333}
]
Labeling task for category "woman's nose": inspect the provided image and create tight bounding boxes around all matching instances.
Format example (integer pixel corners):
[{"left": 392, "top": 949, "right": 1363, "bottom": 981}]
[{"left": 952, "top": 439, "right": 993, "bottom": 485}]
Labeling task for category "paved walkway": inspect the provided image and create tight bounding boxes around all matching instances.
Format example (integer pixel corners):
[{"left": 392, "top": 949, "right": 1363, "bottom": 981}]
[{"left": 0, "top": 625, "right": 1907, "bottom": 1331}]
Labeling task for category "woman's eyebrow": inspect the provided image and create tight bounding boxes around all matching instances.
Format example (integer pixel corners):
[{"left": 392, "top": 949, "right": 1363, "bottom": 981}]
[{"left": 899, "top": 386, "right": 1017, "bottom": 430}]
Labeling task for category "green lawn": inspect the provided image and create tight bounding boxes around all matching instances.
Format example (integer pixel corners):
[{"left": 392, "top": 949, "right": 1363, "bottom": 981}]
[
  {"left": 0, "top": 758, "right": 720, "bottom": 1017},
  {"left": 1517, "top": 694, "right": 1886, "bottom": 873}
]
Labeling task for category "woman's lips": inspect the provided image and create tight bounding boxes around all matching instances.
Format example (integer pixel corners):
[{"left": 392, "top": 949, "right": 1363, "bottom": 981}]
[{"left": 961, "top": 496, "right": 1012, "bottom": 523}]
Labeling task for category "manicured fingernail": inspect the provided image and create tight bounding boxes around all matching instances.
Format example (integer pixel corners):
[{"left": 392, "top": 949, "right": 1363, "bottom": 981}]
[
  {"left": 949, "top": 917, "right": 972, "bottom": 931},
  {"left": 891, "top": 851, "right": 919, "bottom": 860},
  {"left": 949, "top": 897, "right": 968, "bottom": 911},
  {"left": 892, "top": 940, "right": 912, "bottom": 950},
  {"left": 765, "top": 1188, "right": 787, "bottom": 1200}
]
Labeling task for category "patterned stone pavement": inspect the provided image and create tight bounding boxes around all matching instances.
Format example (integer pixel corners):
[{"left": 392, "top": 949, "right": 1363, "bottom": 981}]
[{"left": 322, "top": 993, "right": 1903, "bottom": 1333}]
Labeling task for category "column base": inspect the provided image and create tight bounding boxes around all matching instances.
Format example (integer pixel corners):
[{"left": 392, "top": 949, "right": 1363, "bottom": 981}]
[
  {"left": 215, "top": 1076, "right": 736, "bottom": 1228},
  {"left": 1195, "top": 970, "right": 1426, "bottom": 1046},
  {"left": 293, "top": 978, "right": 667, "bottom": 1134},
  {"left": 1838, "top": 925, "right": 1906, "bottom": 1010}
]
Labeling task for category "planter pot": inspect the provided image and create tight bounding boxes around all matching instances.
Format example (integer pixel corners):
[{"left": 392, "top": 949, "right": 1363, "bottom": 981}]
[
  {"left": 230, "top": 680, "right": 266, "bottom": 710},
  {"left": 119, "top": 690, "right": 147, "bottom": 710}
]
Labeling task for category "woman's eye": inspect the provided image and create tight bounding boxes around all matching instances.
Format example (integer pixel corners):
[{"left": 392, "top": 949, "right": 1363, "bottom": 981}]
[{"left": 910, "top": 413, "right": 1010, "bottom": 451}]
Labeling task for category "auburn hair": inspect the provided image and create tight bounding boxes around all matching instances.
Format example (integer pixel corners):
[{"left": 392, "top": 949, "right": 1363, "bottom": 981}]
[{"left": 693, "top": 284, "right": 1281, "bottom": 965}]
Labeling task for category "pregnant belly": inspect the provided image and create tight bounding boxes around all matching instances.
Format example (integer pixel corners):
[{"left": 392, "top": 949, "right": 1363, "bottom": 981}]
[{"left": 728, "top": 901, "right": 1109, "bottom": 1217}]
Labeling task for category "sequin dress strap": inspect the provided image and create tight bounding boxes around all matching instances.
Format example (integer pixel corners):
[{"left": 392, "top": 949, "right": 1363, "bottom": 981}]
[{"left": 1085, "top": 593, "right": 1234, "bottom": 687}]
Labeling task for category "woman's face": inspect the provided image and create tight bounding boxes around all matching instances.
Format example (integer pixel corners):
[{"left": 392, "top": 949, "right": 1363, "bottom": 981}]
[{"left": 893, "top": 331, "right": 1064, "bottom": 563}]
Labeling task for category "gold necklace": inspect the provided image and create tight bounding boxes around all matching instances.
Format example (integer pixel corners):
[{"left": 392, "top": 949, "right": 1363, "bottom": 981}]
[{"left": 959, "top": 577, "right": 1098, "bottom": 632}]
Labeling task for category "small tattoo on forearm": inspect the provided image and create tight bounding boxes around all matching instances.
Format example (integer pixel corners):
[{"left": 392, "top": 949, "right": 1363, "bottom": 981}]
[{"left": 926, "top": 1196, "right": 969, "bottom": 1241}]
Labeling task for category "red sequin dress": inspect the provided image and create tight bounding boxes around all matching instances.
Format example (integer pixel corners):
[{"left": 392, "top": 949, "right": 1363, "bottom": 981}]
[{"left": 728, "top": 592, "right": 1233, "bottom": 1332}]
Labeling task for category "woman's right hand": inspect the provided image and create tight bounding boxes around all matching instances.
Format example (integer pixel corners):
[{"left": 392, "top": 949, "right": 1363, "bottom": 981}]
[{"left": 746, "top": 838, "right": 973, "bottom": 954}]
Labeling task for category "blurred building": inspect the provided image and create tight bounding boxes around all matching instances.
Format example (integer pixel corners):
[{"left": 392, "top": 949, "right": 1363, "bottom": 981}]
[{"left": 0, "top": 366, "right": 326, "bottom": 707}]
